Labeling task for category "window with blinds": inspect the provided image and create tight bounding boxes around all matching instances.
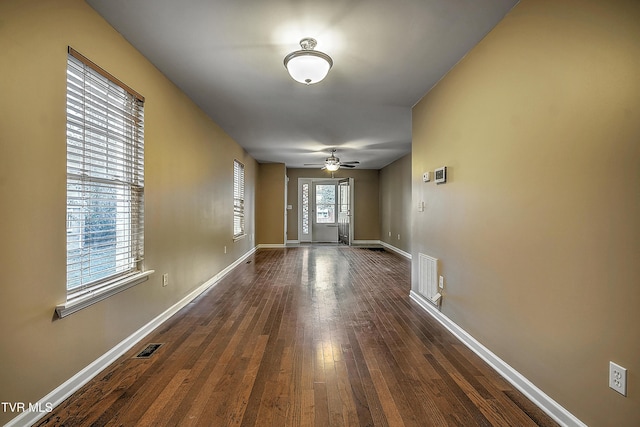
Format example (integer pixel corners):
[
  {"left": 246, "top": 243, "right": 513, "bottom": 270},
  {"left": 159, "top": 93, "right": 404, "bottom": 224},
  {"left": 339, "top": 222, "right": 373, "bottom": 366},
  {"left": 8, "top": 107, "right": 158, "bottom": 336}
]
[
  {"left": 66, "top": 48, "right": 145, "bottom": 297},
  {"left": 233, "top": 160, "right": 245, "bottom": 239}
]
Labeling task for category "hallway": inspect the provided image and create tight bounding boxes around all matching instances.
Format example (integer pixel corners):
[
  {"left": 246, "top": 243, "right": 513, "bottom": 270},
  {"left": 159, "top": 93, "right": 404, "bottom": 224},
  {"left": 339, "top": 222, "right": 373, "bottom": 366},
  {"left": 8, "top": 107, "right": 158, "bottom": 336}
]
[{"left": 37, "top": 246, "right": 557, "bottom": 426}]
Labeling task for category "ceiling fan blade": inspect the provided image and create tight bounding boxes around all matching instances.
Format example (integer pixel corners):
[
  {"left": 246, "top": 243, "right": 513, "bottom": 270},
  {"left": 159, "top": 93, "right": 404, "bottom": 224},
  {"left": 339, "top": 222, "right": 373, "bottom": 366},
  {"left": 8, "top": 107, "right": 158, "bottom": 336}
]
[
  {"left": 340, "top": 164, "right": 356, "bottom": 168},
  {"left": 304, "top": 163, "right": 325, "bottom": 166},
  {"left": 341, "top": 161, "right": 360, "bottom": 164}
]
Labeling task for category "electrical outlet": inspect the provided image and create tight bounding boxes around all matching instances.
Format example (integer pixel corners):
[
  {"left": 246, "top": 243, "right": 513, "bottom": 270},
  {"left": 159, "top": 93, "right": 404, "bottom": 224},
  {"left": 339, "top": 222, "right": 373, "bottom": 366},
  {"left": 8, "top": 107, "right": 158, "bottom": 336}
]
[
  {"left": 162, "top": 273, "right": 168, "bottom": 287},
  {"left": 609, "top": 361, "right": 627, "bottom": 396},
  {"left": 224, "top": 246, "right": 227, "bottom": 254},
  {"left": 397, "top": 234, "right": 400, "bottom": 240},
  {"left": 388, "top": 231, "right": 391, "bottom": 237},
  {"left": 439, "top": 275, "right": 444, "bottom": 289}
]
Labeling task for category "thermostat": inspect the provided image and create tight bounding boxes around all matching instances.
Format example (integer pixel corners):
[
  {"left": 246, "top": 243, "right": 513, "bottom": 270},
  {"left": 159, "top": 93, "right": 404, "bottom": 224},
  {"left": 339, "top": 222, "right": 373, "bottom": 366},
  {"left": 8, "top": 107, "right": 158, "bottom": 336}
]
[
  {"left": 435, "top": 166, "right": 447, "bottom": 184},
  {"left": 422, "top": 172, "right": 430, "bottom": 182}
]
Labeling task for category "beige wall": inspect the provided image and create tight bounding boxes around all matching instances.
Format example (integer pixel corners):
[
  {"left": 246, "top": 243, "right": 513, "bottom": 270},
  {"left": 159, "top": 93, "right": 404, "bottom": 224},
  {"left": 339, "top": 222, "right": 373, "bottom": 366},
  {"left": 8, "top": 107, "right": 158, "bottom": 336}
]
[
  {"left": 286, "top": 169, "right": 380, "bottom": 242},
  {"left": 411, "top": 0, "right": 640, "bottom": 425},
  {"left": 379, "top": 154, "right": 411, "bottom": 253},
  {"left": 256, "top": 163, "right": 286, "bottom": 245},
  {"left": 0, "top": 1, "right": 257, "bottom": 424}
]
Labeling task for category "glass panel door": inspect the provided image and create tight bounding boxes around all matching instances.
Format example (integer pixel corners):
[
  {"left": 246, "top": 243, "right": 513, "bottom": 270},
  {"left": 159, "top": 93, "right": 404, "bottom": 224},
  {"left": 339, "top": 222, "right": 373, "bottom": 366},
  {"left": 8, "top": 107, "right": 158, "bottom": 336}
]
[{"left": 312, "top": 182, "right": 338, "bottom": 242}]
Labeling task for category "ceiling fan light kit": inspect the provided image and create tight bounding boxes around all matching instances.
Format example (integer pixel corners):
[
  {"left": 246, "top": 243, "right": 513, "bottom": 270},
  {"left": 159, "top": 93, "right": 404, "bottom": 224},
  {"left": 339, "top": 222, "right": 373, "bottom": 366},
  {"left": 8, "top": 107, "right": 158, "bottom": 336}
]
[
  {"left": 325, "top": 162, "right": 340, "bottom": 172},
  {"left": 284, "top": 38, "right": 333, "bottom": 85}
]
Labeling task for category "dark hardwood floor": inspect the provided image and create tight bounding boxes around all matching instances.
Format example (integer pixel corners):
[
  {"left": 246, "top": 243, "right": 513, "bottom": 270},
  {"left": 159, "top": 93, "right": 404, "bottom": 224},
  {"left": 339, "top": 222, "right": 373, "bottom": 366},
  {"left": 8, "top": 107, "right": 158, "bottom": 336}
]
[{"left": 36, "top": 246, "right": 558, "bottom": 426}]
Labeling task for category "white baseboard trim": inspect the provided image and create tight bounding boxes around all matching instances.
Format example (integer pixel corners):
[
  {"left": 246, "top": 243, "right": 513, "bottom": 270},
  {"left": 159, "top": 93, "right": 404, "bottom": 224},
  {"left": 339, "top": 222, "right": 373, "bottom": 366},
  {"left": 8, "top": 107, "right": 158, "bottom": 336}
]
[
  {"left": 350, "top": 239, "right": 412, "bottom": 260},
  {"left": 409, "top": 290, "right": 586, "bottom": 427},
  {"left": 256, "top": 243, "right": 286, "bottom": 249},
  {"left": 379, "top": 241, "right": 412, "bottom": 259},
  {"left": 351, "top": 239, "right": 380, "bottom": 246},
  {"left": 286, "top": 240, "right": 300, "bottom": 245},
  {"left": 8, "top": 247, "right": 257, "bottom": 427}
]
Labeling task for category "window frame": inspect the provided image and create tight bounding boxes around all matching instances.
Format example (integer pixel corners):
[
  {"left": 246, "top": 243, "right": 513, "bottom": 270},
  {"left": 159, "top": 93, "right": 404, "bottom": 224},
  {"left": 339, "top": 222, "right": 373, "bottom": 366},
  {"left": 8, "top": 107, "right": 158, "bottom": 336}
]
[
  {"left": 233, "top": 159, "right": 246, "bottom": 240},
  {"left": 57, "top": 47, "right": 152, "bottom": 318}
]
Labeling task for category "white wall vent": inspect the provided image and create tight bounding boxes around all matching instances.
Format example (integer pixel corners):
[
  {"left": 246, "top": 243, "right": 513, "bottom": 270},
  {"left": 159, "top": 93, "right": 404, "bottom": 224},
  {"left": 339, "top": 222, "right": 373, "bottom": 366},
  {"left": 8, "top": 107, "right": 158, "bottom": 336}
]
[{"left": 418, "top": 253, "right": 441, "bottom": 305}]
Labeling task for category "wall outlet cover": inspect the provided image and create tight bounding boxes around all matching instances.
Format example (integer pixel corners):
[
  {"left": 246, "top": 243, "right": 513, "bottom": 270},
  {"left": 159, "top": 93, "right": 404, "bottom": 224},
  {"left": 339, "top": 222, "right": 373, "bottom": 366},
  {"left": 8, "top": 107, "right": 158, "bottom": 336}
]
[{"left": 609, "top": 361, "right": 627, "bottom": 396}]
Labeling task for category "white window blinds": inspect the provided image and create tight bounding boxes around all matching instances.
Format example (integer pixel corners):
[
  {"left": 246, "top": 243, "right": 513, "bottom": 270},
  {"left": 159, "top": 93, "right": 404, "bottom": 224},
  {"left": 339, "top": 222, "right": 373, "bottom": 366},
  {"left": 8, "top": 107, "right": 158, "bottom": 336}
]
[
  {"left": 66, "top": 48, "right": 145, "bottom": 296},
  {"left": 233, "top": 160, "right": 245, "bottom": 238}
]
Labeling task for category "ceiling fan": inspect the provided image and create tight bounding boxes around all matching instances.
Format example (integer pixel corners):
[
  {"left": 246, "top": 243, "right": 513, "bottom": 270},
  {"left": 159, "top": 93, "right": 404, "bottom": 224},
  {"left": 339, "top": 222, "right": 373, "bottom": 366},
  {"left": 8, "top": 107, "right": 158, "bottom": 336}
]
[{"left": 304, "top": 149, "right": 360, "bottom": 171}]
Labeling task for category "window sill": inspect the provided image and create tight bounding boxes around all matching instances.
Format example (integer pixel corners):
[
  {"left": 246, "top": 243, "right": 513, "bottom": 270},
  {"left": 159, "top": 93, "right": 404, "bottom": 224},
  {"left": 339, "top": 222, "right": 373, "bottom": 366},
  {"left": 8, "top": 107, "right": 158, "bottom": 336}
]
[
  {"left": 56, "top": 270, "right": 154, "bottom": 318},
  {"left": 233, "top": 234, "right": 246, "bottom": 242}
]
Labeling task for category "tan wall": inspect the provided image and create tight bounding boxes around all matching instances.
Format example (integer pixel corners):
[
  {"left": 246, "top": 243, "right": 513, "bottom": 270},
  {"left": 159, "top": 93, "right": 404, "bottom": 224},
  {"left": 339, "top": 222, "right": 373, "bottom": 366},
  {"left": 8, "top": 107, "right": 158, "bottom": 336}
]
[
  {"left": 411, "top": 0, "right": 640, "bottom": 425},
  {"left": 286, "top": 169, "right": 380, "bottom": 242},
  {"left": 0, "top": 1, "right": 257, "bottom": 423},
  {"left": 256, "top": 163, "right": 286, "bottom": 245},
  {"left": 379, "top": 154, "right": 412, "bottom": 253}
]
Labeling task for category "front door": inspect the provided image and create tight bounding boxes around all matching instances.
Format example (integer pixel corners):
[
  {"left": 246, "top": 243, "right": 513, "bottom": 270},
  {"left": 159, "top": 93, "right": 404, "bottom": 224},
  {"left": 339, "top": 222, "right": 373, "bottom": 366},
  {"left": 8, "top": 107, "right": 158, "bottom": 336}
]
[{"left": 312, "top": 181, "right": 338, "bottom": 242}]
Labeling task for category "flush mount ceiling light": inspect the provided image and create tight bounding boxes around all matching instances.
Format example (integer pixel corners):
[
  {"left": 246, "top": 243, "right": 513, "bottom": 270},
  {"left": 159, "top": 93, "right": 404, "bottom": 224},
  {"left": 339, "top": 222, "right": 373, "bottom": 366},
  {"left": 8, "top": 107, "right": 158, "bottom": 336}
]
[{"left": 284, "top": 38, "right": 333, "bottom": 85}]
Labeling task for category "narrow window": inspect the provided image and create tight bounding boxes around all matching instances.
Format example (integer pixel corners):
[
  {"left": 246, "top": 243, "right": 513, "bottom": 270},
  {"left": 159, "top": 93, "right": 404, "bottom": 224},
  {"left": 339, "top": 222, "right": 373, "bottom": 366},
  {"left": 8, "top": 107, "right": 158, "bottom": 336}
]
[
  {"left": 233, "top": 160, "right": 245, "bottom": 239},
  {"left": 301, "top": 182, "right": 310, "bottom": 235},
  {"left": 65, "top": 48, "right": 145, "bottom": 300}
]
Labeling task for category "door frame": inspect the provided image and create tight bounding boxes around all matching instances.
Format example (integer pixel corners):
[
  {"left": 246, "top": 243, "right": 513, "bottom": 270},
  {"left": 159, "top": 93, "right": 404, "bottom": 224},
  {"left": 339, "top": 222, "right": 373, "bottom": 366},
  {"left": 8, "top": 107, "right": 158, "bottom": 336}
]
[
  {"left": 338, "top": 178, "right": 354, "bottom": 245},
  {"left": 298, "top": 177, "right": 354, "bottom": 244}
]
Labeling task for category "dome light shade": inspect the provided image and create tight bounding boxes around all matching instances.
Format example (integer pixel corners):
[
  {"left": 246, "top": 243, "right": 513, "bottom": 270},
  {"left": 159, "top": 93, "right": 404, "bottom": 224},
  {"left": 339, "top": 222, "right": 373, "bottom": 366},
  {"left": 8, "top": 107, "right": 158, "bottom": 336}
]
[
  {"left": 284, "top": 38, "right": 333, "bottom": 85},
  {"left": 324, "top": 150, "right": 341, "bottom": 171}
]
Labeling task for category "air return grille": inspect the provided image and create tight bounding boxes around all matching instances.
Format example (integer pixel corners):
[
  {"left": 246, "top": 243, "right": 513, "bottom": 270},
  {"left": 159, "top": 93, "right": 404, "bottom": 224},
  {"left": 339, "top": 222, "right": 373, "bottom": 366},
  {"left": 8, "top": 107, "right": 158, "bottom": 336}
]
[{"left": 418, "top": 253, "right": 441, "bottom": 305}]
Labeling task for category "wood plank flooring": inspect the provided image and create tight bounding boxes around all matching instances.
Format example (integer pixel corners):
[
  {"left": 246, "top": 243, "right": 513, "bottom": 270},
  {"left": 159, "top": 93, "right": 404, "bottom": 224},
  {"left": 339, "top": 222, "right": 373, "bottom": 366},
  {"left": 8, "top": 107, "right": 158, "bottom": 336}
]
[{"left": 35, "top": 246, "right": 558, "bottom": 426}]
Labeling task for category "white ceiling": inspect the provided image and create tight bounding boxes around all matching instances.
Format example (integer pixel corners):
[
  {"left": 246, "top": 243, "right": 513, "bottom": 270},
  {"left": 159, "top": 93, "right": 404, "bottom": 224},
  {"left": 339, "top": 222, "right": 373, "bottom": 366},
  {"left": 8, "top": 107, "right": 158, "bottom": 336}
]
[{"left": 86, "top": 0, "right": 518, "bottom": 169}]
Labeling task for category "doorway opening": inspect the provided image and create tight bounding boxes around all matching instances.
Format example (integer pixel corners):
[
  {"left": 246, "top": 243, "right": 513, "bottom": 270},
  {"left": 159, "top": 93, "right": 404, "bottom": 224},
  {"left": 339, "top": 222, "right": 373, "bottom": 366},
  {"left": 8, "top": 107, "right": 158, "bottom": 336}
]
[{"left": 298, "top": 178, "right": 354, "bottom": 244}]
